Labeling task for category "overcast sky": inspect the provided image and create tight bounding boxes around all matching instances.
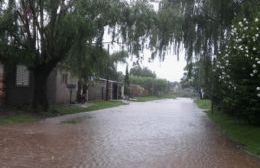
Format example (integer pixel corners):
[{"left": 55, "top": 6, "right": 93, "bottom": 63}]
[{"left": 117, "top": 51, "right": 186, "bottom": 82}]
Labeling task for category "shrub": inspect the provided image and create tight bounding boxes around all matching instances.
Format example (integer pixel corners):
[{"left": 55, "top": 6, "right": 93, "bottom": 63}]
[{"left": 214, "top": 15, "right": 260, "bottom": 124}]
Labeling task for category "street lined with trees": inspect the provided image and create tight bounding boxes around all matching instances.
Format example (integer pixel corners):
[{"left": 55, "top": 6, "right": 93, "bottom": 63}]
[
  {"left": 0, "top": 0, "right": 158, "bottom": 111},
  {"left": 0, "top": 0, "right": 260, "bottom": 166},
  {"left": 1, "top": 0, "right": 259, "bottom": 124}
]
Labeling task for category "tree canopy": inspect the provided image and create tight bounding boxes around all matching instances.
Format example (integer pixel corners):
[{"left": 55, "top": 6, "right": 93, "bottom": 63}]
[
  {"left": 0, "top": 0, "right": 158, "bottom": 111},
  {"left": 130, "top": 66, "right": 156, "bottom": 78},
  {"left": 1, "top": 0, "right": 259, "bottom": 113}
]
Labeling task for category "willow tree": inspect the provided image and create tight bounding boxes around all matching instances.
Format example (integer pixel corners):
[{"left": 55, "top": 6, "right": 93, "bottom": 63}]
[
  {"left": 66, "top": 45, "right": 128, "bottom": 102},
  {"left": 156, "top": 0, "right": 260, "bottom": 97},
  {"left": 99, "top": 51, "right": 128, "bottom": 101},
  {"left": 0, "top": 0, "right": 158, "bottom": 111}
]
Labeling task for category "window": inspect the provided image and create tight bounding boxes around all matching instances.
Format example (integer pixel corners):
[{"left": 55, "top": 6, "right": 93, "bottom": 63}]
[{"left": 16, "top": 65, "right": 30, "bottom": 87}]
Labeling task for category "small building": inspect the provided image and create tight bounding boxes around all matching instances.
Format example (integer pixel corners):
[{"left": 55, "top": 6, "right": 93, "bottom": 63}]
[
  {"left": 0, "top": 62, "right": 123, "bottom": 107},
  {"left": 47, "top": 68, "right": 78, "bottom": 104},
  {"left": 88, "top": 78, "right": 123, "bottom": 101},
  {"left": 4, "top": 63, "right": 34, "bottom": 106},
  {"left": 0, "top": 63, "right": 78, "bottom": 106}
]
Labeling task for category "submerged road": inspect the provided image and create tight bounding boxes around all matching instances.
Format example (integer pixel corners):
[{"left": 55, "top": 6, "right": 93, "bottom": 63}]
[{"left": 0, "top": 98, "right": 260, "bottom": 168}]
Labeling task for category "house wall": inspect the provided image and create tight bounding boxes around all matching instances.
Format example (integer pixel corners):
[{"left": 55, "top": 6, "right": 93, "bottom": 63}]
[
  {"left": 88, "top": 80, "right": 118, "bottom": 101},
  {"left": 2, "top": 64, "right": 78, "bottom": 106},
  {"left": 108, "top": 82, "right": 113, "bottom": 100},
  {"left": 5, "top": 64, "right": 34, "bottom": 106},
  {"left": 112, "top": 83, "right": 123, "bottom": 99},
  {"left": 88, "top": 80, "right": 106, "bottom": 100},
  {"left": 47, "top": 68, "right": 78, "bottom": 104},
  {"left": 3, "top": 63, "right": 121, "bottom": 105},
  {"left": 47, "top": 69, "right": 57, "bottom": 104}
]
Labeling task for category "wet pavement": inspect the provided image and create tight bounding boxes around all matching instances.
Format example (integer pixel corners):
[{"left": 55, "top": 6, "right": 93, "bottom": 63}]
[{"left": 0, "top": 98, "right": 260, "bottom": 168}]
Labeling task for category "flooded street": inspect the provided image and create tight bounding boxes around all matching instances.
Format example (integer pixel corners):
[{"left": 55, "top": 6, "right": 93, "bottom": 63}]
[{"left": 0, "top": 98, "right": 260, "bottom": 168}]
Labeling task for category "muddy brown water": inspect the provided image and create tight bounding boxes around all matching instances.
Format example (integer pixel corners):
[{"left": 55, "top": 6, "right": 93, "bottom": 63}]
[{"left": 0, "top": 98, "right": 260, "bottom": 168}]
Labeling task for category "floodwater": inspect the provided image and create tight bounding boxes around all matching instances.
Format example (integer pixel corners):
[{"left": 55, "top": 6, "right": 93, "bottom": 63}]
[{"left": 0, "top": 98, "right": 260, "bottom": 168}]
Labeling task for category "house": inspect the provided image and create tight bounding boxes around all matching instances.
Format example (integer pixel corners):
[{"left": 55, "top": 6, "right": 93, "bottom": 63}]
[
  {"left": 0, "top": 63, "right": 78, "bottom": 106},
  {"left": 88, "top": 78, "right": 123, "bottom": 101},
  {"left": 4, "top": 63, "right": 34, "bottom": 106},
  {"left": 0, "top": 62, "right": 123, "bottom": 107},
  {"left": 47, "top": 68, "right": 78, "bottom": 104}
]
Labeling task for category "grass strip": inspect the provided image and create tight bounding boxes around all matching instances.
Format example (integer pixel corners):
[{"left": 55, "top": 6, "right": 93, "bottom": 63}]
[
  {"left": 194, "top": 99, "right": 260, "bottom": 156},
  {"left": 0, "top": 100, "right": 124, "bottom": 125}
]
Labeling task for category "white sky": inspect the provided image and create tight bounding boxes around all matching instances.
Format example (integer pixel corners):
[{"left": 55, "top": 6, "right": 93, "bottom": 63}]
[{"left": 117, "top": 51, "right": 186, "bottom": 82}]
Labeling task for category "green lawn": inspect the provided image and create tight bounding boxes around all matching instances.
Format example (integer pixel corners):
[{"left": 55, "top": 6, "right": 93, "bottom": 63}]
[
  {"left": 195, "top": 99, "right": 260, "bottom": 156},
  {"left": 0, "top": 113, "right": 38, "bottom": 125},
  {"left": 194, "top": 99, "right": 212, "bottom": 109},
  {"left": 0, "top": 100, "right": 124, "bottom": 125},
  {"left": 135, "top": 94, "right": 176, "bottom": 102}
]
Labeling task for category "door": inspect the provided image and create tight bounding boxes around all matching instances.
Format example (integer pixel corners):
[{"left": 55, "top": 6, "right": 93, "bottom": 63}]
[{"left": 113, "top": 83, "right": 118, "bottom": 99}]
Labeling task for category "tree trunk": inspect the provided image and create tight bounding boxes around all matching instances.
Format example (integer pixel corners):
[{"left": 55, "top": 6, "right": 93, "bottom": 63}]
[
  {"left": 82, "top": 83, "right": 87, "bottom": 103},
  {"left": 105, "top": 78, "right": 109, "bottom": 101},
  {"left": 77, "top": 80, "right": 82, "bottom": 103},
  {"left": 32, "top": 70, "right": 49, "bottom": 112},
  {"left": 86, "top": 89, "right": 89, "bottom": 102}
]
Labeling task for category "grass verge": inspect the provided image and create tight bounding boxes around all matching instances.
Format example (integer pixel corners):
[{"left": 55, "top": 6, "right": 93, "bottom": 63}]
[
  {"left": 0, "top": 100, "right": 124, "bottom": 125},
  {"left": 135, "top": 94, "right": 176, "bottom": 102},
  {"left": 46, "top": 100, "right": 124, "bottom": 117},
  {"left": 0, "top": 113, "right": 38, "bottom": 125},
  {"left": 194, "top": 99, "right": 212, "bottom": 109},
  {"left": 194, "top": 99, "right": 260, "bottom": 156}
]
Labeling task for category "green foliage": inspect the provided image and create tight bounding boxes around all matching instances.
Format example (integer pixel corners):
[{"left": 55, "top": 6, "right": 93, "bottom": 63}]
[
  {"left": 213, "top": 15, "right": 260, "bottom": 124},
  {"left": 130, "top": 75, "right": 169, "bottom": 96},
  {"left": 47, "top": 101, "right": 124, "bottom": 117},
  {"left": 194, "top": 99, "right": 211, "bottom": 110},
  {"left": 65, "top": 45, "right": 128, "bottom": 83},
  {"left": 130, "top": 66, "right": 156, "bottom": 78},
  {"left": 176, "top": 1, "right": 260, "bottom": 125},
  {"left": 160, "top": 0, "right": 259, "bottom": 100},
  {"left": 124, "top": 65, "right": 130, "bottom": 96},
  {"left": 181, "top": 59, "right": 212, "bottom": 98},
  {"left": 0, "top": 101, "right": 124, "bottom": 125},
  {"left": 208, "top": 111, "right": 260, "bottom": 156},
  {"left": 0, "top": 0, "right": 158, "bottom": 110},
  {"left": 195, "top": 99, "right": 260, "bottom": 156},
  {"left": 0, "top": 113, "right": 38, "bottom": 125},
  {"left": 104, "top": 51, "right": 128, "bottom": 81}
]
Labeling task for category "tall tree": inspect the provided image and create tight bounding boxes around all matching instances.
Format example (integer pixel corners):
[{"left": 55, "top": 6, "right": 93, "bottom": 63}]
[
  {"left": 0, "top": 0, "right": 157, "bottom": 111},
  {"left": 124, "top": 65, "right": 130, "bottom": 98},
  {"left": 65, "top": 46, "right": 105, "bottom": 103},
  {"left": 156, "top": 0, "right": 260, "bottom": 96},
  {"left": 100, "top": 51, "right": 128, "bottom": 101},
  {"left": 130, "top": 66, "right": 156, "bottom": 78}
]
